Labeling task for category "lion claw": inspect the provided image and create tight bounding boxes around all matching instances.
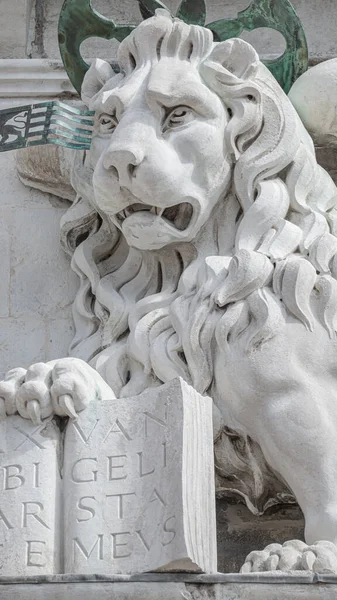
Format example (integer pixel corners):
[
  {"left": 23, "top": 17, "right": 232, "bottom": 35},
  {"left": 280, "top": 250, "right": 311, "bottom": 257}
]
[
  {"left": 0, "top": 358, "right": 112, "bottom": 423},
  {"left": 26, "top": 399, "right": 42, "bottom": 426},
  {"left": 58, "top": 394, "right": 78, "bottom": 420}
]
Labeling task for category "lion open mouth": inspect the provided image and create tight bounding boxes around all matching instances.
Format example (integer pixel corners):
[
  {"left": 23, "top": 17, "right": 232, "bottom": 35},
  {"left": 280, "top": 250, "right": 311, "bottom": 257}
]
[{"left": 115, "top": 202, "right": 193, "bottom": 231}]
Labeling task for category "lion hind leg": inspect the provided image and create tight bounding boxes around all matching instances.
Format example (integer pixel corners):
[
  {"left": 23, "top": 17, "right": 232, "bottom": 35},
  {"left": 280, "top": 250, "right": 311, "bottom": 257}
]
[
  {"left": 304, "top": 505, "right": 337, "bottom": 547},
  {"left": 254, "top": 386, "right": 337, "bottom": 547}
]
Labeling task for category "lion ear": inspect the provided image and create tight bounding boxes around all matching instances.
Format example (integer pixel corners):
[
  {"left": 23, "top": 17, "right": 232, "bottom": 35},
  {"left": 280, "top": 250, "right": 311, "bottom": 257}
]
[
  {"left": 81, "top": 59, "right": 115, "bottom": 107},
  {"left": 203, "top": 38, "right": 259, "bottom": 85}
]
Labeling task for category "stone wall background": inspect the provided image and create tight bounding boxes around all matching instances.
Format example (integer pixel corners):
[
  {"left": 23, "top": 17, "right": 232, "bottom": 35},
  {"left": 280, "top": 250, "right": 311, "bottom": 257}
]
[
  {"left": 0, "top": 0, "right": 335, "bottom": 572},
  {"left": 0, "top": 149, "right": 77, "bottom": 378}
]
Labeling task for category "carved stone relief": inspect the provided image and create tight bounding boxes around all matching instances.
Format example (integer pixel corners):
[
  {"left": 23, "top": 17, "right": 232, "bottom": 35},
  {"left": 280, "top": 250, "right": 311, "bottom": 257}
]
[{"left": 3, "top": 8, "right": 337, "bottom": 576}]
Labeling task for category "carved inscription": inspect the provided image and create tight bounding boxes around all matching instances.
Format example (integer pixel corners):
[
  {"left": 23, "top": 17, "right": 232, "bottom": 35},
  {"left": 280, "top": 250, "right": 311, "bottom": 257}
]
[
  {"left": 0, "top": 417, "right": 61, "bottom": 575},
  {"left": 63, "top": 378, "right": 216, "bottom": 573}
]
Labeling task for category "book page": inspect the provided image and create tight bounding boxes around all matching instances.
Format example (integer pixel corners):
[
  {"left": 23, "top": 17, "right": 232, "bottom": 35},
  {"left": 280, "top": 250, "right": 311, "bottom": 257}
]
[{"left": 63, "top": 378, "right": 216, "bottom": 573}]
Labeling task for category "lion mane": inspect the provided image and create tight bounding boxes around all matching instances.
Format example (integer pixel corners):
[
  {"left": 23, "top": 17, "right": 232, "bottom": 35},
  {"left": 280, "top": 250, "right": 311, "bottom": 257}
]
[{"left": 60, "top": 11, "right": 337, "bottom": 512}]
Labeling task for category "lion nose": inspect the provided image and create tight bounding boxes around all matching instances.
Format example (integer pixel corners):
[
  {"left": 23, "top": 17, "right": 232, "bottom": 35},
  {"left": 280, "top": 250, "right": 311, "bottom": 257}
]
[{"left": 103, "top": 147, "right": 144, "bottom": 186}]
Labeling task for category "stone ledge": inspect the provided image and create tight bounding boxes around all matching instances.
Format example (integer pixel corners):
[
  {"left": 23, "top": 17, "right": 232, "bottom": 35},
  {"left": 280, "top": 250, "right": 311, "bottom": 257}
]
[
  {"left": 0, "top": 59, "right": 76, "bottom": 97},
  {"left": 1, "top": 572, "right": 337, "bottom": 583},
  {"left": 1, "top": 576, "right": 337, "bottom": 600}
]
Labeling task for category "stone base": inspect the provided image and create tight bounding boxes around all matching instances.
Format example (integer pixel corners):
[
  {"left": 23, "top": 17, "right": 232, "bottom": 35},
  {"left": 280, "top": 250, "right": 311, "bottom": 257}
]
[{"left": 1, "top": 574, "right": 337, "bottom": 599}]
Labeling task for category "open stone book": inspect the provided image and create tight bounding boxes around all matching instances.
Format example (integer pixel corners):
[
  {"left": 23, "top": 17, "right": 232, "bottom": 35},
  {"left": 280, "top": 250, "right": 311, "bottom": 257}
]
[{"left": 0, "top": 379, "right": 216, "bottom": 575}]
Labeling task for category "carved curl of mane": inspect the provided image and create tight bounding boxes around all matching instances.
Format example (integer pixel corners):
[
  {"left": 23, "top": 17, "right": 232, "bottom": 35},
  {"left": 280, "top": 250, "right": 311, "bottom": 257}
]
[{"left": 60, "top": 12, "right": 337, "bottom": 510}]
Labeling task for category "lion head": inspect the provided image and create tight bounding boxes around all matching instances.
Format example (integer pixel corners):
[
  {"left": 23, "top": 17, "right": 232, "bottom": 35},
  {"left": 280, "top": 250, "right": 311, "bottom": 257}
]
[
  {"left": 60, "top": 10, "right": 337, "bottom": 510},
  {"left": 81, "top": 9, "right": 233, "bottom": 252}
]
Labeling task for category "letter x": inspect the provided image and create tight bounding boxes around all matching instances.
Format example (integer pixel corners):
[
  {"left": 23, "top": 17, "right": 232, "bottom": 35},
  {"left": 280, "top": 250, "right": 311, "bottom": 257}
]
[{"left": 14, "top": 426, "right": 46, "bottom": 451}]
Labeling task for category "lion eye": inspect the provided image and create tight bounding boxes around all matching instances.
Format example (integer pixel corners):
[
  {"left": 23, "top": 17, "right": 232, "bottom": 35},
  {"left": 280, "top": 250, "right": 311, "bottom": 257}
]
[
  {"left": 98, "top": 114, "right": 117, "bottom": 134},
  {"left": 164, "top": 106, "right": 193, "bottom": 131}
]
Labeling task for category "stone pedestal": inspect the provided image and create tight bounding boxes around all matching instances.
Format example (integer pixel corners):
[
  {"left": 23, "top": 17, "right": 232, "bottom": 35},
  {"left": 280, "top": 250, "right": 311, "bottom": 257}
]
[{"left": 1, "top": 574, "right": 337, "bottom": 600}]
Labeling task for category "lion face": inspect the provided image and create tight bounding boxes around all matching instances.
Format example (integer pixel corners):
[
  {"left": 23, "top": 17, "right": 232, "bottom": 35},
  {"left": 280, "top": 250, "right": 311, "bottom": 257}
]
[{"left": 86, "top": 59, "right": 231, "bottom": 251}]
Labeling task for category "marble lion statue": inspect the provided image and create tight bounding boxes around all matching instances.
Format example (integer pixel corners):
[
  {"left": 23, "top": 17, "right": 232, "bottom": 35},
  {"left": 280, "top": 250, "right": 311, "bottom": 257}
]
[{"left": 3, "top": 8, "right": 337, "bottom": 571}]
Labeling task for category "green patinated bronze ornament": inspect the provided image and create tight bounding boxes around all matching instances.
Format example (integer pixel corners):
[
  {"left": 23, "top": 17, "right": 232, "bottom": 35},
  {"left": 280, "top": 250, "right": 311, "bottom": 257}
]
[
  {"left": 207, "top": 0, "right": 308, "bottom": 93},
  {"left": 138, "top": 0, "right": 169, "bottom": 20},
  {"left": 58, "top": 0, "right": 135, "bottom": 98},
  {"left": 0, "top": 102, "right": 94, "bottom": 153},
  {"left": 176, "top": 0, "right": 207, "bottom": 27},
  {"left": 58, "top": 0, "right": 308, "bottom": 95}
]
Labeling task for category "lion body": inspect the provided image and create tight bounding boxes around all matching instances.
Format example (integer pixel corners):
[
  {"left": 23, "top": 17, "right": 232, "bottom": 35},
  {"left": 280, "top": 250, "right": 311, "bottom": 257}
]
[{"left": 59, "top": 10, "right": 337, "bottom": 543}]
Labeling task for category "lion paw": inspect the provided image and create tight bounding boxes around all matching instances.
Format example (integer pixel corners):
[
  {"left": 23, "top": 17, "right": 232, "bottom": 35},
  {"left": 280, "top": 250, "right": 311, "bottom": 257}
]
[
  {"left": 241, "top": 540, "right": 337, "bottom": 574},
  {"left": 0, "top": 358, "right": 113, "bottom": 425}
]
